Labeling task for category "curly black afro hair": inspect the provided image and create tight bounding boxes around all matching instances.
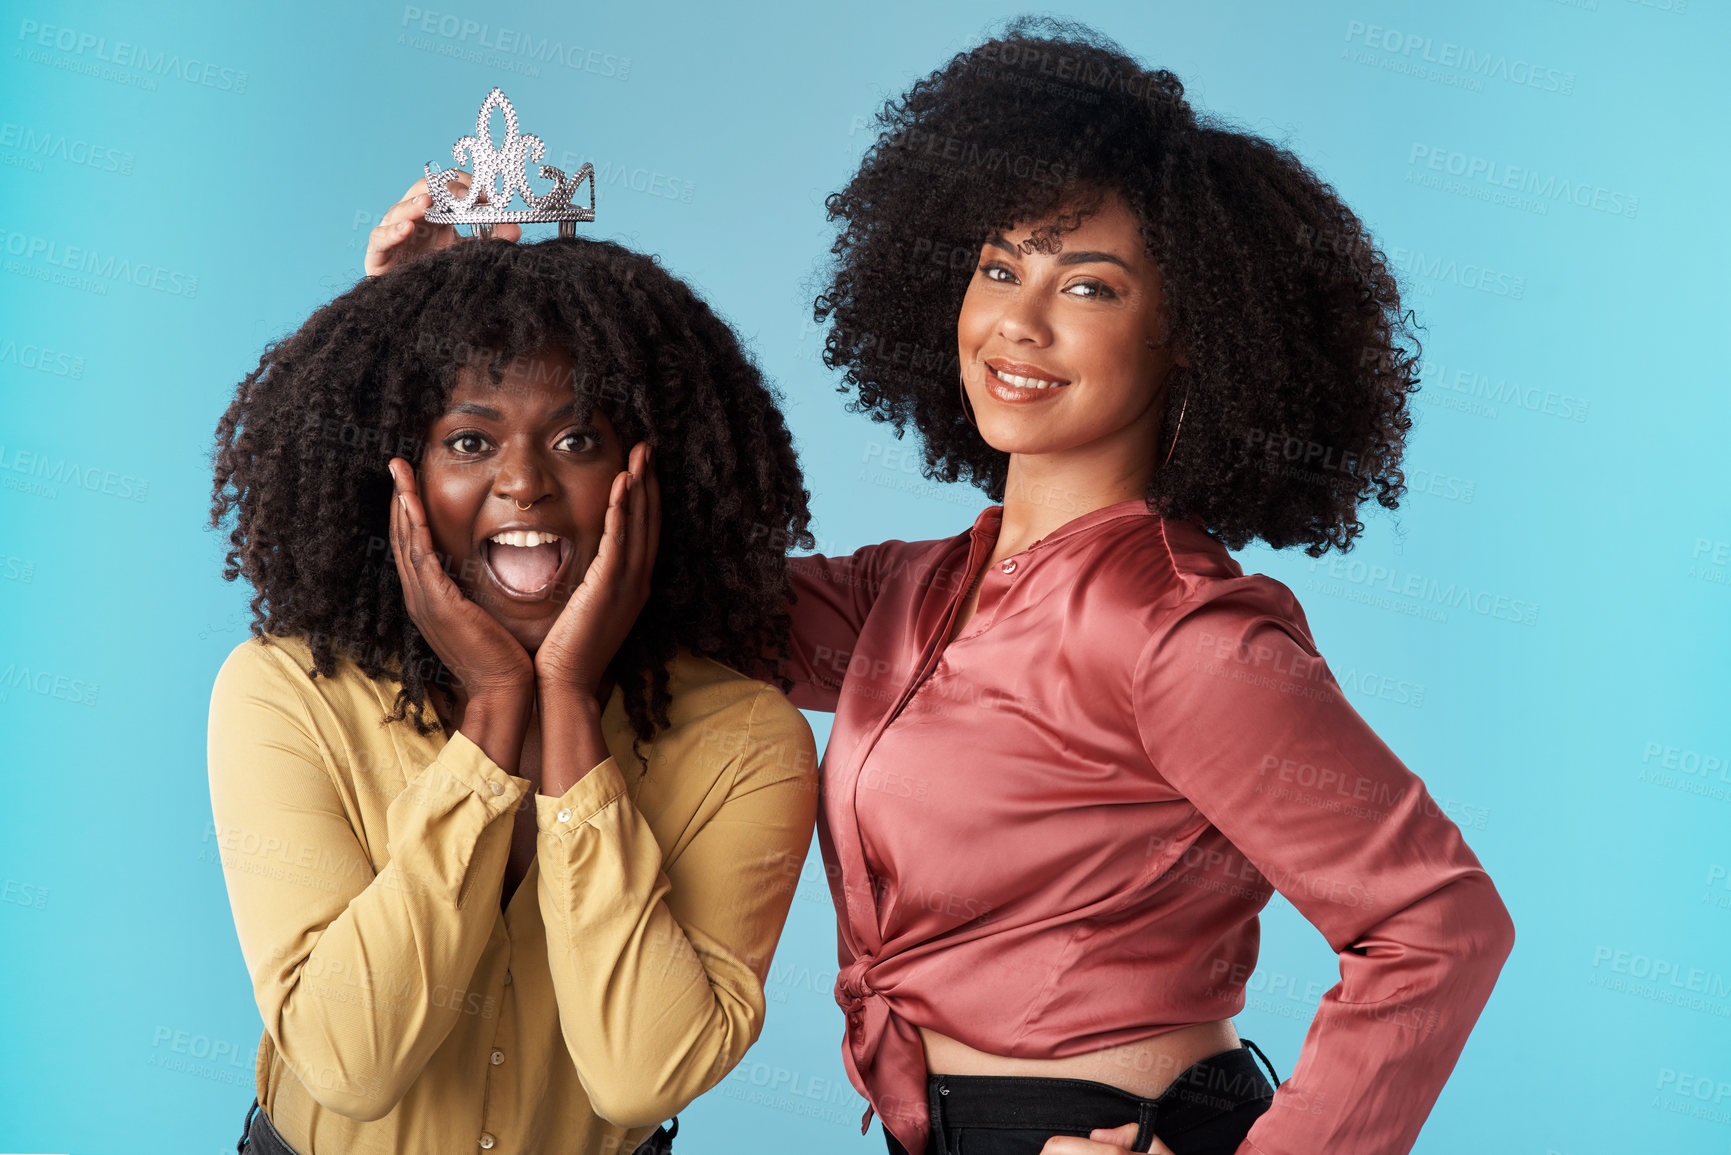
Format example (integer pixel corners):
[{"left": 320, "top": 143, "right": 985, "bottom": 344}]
[
  {"left": 816, "top": 16, "right": 1422, "bottom": 555},
  {"left": 212, "top": 236, "right": 813, "bottom": 747}
]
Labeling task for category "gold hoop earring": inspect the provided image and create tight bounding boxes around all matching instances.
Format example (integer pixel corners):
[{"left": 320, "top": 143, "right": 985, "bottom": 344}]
[
  {"left": 1162, "top": 380, "right": 1191, "bottom": 469},
  {"left": 959, "top": 375, "right": 978, "bottom": 428}
]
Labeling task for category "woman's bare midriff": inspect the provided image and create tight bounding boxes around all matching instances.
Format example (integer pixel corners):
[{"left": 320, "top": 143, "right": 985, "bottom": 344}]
[{"left": 918, "top": 1018, "right": 1242, "bottom": 1100}]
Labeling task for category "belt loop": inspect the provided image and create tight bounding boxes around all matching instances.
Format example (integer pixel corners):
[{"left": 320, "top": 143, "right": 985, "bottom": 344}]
[
  {"left": 1132, "top": 1100, "right": 1157, "bottom": 1153},
  {"left": 928, "top": 1075, "right": 951, "bottom": 1155},
  {"left": 1242, "top": 1038, "right": 1284, "bottom": 1089}
]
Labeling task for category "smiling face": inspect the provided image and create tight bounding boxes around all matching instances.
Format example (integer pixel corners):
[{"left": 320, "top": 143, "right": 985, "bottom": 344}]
[
  {"left": 957, "top": 189, "right": 1185, "bottom": 480},
  {"left": 418, "top": 347, "right": 624, "bottom": 653}
]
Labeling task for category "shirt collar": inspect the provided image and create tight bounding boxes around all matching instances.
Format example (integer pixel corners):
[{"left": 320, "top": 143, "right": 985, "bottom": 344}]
[{"left": 968, "top": 495, "right": 1171, "bottom": 553}]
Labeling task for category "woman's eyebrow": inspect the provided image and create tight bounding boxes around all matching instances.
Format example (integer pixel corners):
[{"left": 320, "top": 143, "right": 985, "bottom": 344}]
[
  {"left": 441, "top": 401, "right": 581, "bottom": 422},
  {"left": 1055, "top": 249, "right": 1131, "bottom": 270},
  {"left": 445, "top": 401, "right": 504, "bottom": 420},
  {"left": 983, "top": 234, "right": 1132, "bottom": 271}
]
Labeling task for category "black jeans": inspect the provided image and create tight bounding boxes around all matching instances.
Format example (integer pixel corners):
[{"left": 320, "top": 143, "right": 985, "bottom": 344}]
[
  {"left": 234, "top": 1098, "right": 678, "bottom": 1154},
  {"left": 883, "top": 1042, "right": 1281, "bottom": 1155},
  {"left": 235, "top": 1100, "right": 297, "bottom": 1155}
]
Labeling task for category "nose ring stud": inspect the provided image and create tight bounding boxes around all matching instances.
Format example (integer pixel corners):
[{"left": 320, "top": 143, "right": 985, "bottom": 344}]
[{"left": 515, "top": 500, "right": 533, "bottom": 511}]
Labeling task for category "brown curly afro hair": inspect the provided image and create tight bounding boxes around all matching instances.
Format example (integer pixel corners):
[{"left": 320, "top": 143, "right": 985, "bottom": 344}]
[
  {"left": 815, "top": 15, "right": 1422, "bottom": 555},
  {"left": 212, "top": 236, "right": 813, "bottom": 748}
]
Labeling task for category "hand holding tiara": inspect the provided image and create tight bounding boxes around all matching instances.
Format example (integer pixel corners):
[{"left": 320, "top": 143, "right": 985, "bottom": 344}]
[
  {"left": 364, "top": 87, "right": 592, "bottom": 277},
  {"left": 365, "top": 172, "right": 519, "bottom": 278}
]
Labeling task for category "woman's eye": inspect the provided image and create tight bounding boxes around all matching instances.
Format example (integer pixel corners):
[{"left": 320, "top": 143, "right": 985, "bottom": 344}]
[
  {"left": 558, "top": 430, "right": 601, "bottom": 453},
  {"left": 1066, "top": 280, "right": 1117, "bottom": 300},
  {"left": 445, "top": 432, "right": 489, "bottom": 455},
  {"left": 979, "top": 263, "right": 1016, "bottom": 283}
]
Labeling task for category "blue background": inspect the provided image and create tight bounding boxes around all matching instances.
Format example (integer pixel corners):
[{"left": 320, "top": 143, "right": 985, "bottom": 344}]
[{"left": 3, "top": 0, "right": 1728, "bottom": 1151}]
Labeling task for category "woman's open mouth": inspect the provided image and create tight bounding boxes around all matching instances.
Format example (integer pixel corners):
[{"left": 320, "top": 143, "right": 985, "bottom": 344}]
[{"left": 480, "top": 529, "right": 575, "bottom": 600}]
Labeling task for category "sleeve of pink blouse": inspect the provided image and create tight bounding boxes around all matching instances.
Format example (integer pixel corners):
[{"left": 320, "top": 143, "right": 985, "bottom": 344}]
[
  {"left": 1133, "top": 579, "right": 1516, "bottom": 1155},
  {"left": 783, "top": 547, "right": 888, "bottom": 714}
]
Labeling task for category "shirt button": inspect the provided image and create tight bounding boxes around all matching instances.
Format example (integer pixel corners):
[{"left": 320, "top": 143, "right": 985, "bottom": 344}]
[
  {"left": 490, "top": 1049, "right": 505, "bottom": 1066},
  {"left": 489, "top": 781, "right": 504, "bottom": 796},
  {"left": 557, "top": 808, "right": 572, "bottom": 823},
  {"left": 503, "top": 971, "right": 513, "bottom": 985},
  {"left": 478, "top": 1134, "right": 496, "bottom": 1149},
  {"left": 1000, "top": 559, "right": 1017, "bottom": 574}
]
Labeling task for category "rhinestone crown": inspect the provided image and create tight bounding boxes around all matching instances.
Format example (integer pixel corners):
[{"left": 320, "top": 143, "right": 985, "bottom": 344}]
[{"left": 424, "top": 87, "right": 594, "bottom": 237}]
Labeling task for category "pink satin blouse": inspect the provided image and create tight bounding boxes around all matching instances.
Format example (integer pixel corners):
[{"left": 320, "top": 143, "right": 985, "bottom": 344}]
[{"left": 784, "top": 498, "right": 1515, "bottom": 1155}]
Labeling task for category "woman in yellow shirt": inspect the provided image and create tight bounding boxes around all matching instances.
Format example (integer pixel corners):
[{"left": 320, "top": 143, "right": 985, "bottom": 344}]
[{"left": 207, "top": 233, "right": 819, "bottom": 1155}]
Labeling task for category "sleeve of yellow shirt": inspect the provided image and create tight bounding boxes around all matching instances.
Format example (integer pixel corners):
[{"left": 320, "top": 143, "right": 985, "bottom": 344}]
[
  {"left": 207, "top": 639, "right": 528, "bottom": 1121},
  {"left": 533, "top": 684, "right": 819, "bottom": 1128}
]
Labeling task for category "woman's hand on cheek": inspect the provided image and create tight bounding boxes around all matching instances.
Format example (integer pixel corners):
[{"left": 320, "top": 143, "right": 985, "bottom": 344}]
[
  {"left": 387, "top": 457, "right": 534, "bottom": 707},
  {"left": 1039, "top": 1123, "right": 1175, "bottom": 1155},
  {"left": 535, "top": 442, "right": 660, "bottom": 703}
]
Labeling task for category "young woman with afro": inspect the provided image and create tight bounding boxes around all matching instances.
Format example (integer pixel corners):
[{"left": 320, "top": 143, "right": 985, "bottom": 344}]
[
  {"left": 209, "top": 229, "right": 819, "bottom": 1155},
  {"left": 780, "top": 20, "right": 1515, "bottom": 1155},
  {"left": 365, "top": 22, "right": 1517, "bottom": 1153}
]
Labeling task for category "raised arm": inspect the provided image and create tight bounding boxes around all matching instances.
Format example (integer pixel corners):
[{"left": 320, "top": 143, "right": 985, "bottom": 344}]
[
  {"left": 203, "top": 456, "right": 539, "bottom": 1119},
  {"left": 533, "top": 684, "right": 819, "bottom": 1126},
  {"left": 207, "top": 640, "right": 526, "bottom": 1120},
  {"left": 518, "top": 439, "right": 818, "bottom": 1124},
  {"left": 1133, "top": 581, "right": 1516, "bottom": 1155},
  {"left": 783, "top": 546, "right": 891, "bottom": 713}
]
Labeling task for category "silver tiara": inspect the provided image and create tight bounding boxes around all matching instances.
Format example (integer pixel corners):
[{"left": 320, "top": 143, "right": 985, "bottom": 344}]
[{"left": 424, "top": 87, "right": 595, "bottom": 239}]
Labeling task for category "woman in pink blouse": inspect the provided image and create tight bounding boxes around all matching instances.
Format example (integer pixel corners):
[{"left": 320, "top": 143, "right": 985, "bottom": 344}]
[{"left": 781, "top": 18, "right": 1515, "bottom": 1155}]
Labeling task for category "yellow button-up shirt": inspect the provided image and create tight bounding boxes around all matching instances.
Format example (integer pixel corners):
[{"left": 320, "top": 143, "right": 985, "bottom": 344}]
[{"left": 207, "top": 634, "right": 817, "bottom": 1155}]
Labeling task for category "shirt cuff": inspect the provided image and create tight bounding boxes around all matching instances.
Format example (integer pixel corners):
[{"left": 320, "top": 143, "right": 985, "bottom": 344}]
[
  {"left": 533, "top": 756, "right": 627, "bottom": 838},
  {"left": 430, "top": 728, "right": 532, "bottom": 816}
]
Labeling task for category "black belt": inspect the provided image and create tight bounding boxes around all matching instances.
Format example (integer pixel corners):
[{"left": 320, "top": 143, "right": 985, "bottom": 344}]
[{"left": 236, "top": 1098, "right": 677, "bottom": 1154}]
